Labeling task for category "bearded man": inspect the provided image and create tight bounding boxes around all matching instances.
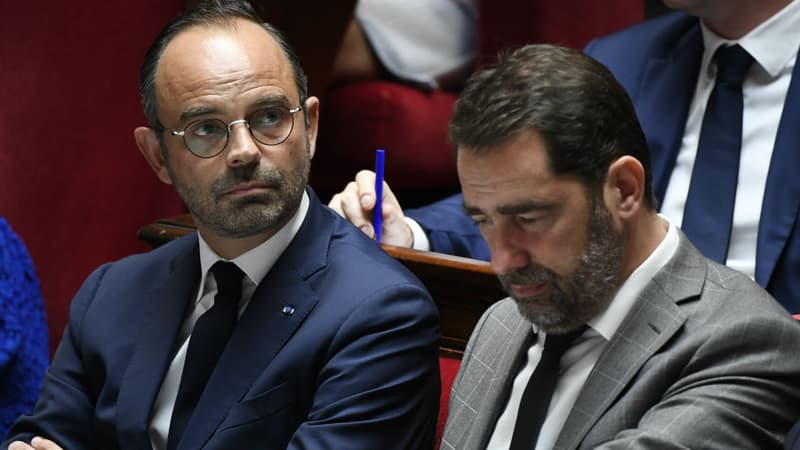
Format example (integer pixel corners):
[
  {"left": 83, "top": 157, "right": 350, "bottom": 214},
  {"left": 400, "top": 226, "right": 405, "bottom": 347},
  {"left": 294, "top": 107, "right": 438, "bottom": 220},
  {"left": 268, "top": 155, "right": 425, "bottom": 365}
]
[
  {"left": 3, "top": 2, "right": 439, "bottom": 449},
  {"left": 439, "top": 44, "right": 800, "bottom": 450}
]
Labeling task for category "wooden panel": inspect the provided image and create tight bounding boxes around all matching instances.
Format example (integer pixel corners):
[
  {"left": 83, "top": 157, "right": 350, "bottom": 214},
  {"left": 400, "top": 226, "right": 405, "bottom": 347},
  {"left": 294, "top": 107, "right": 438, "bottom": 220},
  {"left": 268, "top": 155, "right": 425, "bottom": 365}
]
[{"left": 138, "top": 214, "right": 505, "bottom": 355}]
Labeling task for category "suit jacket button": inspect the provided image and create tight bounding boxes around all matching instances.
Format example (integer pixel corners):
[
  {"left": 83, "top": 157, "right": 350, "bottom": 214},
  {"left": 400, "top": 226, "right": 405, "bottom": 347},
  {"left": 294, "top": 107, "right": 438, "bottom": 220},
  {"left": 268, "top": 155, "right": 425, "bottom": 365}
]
[{"left": 282, "top": 305, "right": 295, "bottom": 316}]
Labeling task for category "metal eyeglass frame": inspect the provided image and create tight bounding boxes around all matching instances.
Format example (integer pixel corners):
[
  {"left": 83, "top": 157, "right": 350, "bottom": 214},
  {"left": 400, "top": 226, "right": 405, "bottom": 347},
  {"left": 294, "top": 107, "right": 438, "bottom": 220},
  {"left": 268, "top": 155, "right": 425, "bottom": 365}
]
[{"left": 166, "top": 105, "right": 303, "bottom": 158}]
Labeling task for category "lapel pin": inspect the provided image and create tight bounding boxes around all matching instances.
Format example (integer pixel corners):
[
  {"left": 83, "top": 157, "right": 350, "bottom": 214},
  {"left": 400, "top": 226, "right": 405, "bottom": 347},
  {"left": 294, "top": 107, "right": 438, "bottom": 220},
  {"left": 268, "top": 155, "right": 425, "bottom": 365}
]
[{"left": 282, "top": 305, "right": 296, "bottom": 316}]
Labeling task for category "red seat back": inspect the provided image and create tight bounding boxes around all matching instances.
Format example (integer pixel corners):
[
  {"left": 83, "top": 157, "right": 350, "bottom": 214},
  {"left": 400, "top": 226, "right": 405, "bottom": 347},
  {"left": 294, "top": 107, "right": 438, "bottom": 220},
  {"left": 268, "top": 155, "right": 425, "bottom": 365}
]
[{"left": 437, "top": 355, "right": 462, "bottom": 449}]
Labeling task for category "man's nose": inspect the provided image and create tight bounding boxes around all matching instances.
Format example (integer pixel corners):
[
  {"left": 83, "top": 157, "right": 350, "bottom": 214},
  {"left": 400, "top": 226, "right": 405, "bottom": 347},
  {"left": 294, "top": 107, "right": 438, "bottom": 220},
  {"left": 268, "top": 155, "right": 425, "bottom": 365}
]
[
  {"left": 225, "top": 121, "right": 260, "bottom": 166},
  {"left": 489, "top": 225, "right": 530, "bottom": 276}
]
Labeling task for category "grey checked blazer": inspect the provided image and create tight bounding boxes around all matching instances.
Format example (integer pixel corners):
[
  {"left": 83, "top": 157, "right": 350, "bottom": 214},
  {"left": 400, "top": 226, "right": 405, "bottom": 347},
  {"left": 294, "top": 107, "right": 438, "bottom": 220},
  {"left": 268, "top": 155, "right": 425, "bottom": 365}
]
[{"left": 442, "top": 232, "right": 800, "bottom": 449}]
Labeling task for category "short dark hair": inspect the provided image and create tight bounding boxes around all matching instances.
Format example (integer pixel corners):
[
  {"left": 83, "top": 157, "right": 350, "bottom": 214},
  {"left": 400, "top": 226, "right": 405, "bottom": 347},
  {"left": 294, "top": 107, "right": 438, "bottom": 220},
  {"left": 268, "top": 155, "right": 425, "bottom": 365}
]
[
  {"left": 450, "top": 44, "right": 655, "bottom": 209},
  {"left": 139, "top": 0, "right": 308, "bottom": 130}
]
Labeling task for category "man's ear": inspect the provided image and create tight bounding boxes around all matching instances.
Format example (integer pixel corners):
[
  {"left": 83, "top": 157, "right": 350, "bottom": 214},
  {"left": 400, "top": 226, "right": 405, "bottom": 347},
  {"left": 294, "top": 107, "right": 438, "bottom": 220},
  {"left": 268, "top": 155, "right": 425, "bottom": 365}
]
[
  {"left": 134, "top": 127, "right": 173, "bottom": 185},
  {"left": 606, "top": 156, "right": 645, "bottom": 220},
  {"left": 303, "top": 96, "right": 320, "bottom": 160}
]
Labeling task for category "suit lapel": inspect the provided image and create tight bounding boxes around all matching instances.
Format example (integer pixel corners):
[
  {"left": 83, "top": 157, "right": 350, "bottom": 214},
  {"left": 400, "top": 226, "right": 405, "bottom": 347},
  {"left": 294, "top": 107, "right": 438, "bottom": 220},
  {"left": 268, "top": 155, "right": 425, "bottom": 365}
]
[
  {"left": 177, "top": 190, "right": 331, "bottom": 450},
  {"left": 469, "top": 303, "right": 533, "bottom": 449},
  {"left": 116, "top": 236, "right": 201, "bottom": 450},
  {"left": 755, "top": 49, "right": 800, "bottom": 286},
  {"left": 555, "top": 234, "right": 704, "bottom": 450},
  {"left": 635, "top": 25, "right": 703, "bottom": 205},
  {"left": 177, "top": 262, "right": 320, "bottom": 450}
]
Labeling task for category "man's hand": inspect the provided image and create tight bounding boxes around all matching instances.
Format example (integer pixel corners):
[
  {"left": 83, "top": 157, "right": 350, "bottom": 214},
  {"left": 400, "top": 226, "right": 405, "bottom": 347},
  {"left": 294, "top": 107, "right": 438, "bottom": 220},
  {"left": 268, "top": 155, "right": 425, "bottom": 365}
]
[
  {"left": 328, "top": 170, "right": 414, "bottom": 247},
  {"left": 8, "top": 437, "right": 63, "bottom": 450}
]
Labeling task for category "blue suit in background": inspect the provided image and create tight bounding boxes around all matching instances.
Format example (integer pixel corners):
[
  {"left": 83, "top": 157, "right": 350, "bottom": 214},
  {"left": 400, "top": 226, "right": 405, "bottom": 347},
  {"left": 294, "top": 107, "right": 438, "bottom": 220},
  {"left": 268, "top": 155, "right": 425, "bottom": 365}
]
[
  {"left": 0, "top": 217, "right": 49, "bottom": 437},
  {"left": 407, "top": 12, "right": 800, "bottom": 313},
  {"left": 4, "top": 190, "right": 441, "bottom": 450},
  {"left": 788, "top": 422, "right": 800, "bottom": 450}
]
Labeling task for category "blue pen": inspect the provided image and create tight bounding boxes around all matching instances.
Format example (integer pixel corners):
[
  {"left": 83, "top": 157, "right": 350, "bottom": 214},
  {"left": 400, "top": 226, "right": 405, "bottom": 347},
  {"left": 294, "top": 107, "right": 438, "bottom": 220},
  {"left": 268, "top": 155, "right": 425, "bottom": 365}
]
[{"left": 373, "top": 149, "right": 385, "bottom": 244}]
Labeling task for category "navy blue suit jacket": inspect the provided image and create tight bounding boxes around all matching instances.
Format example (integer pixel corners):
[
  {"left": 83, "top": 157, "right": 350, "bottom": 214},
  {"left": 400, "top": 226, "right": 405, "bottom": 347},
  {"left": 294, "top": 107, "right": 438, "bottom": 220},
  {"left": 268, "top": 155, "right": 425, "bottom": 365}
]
[
  {"left": 408, "top": 12, "right": 800, "bottom": 312},
  {"left": 788, "top": 421, "right": 800, "bottom": 450},
  {"left": 4, "top": 189, "right": 441, "bottom": 450}
]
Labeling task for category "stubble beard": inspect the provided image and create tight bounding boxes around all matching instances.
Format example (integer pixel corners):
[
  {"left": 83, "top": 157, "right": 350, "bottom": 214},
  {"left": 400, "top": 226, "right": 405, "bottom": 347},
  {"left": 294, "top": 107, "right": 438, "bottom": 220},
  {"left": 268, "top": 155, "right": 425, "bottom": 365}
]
[
  {"left": 170, "top": 150, "right": 310, "bottom": 240},
  {"left": 498, "top": 199, "right": 624, "bottom": 333}
]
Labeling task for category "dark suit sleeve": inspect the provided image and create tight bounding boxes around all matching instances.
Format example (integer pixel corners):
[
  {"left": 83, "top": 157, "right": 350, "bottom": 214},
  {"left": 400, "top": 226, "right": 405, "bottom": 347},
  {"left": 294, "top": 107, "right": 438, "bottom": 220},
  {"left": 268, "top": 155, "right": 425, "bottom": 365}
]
[
  {"left": 594, "top": 313, "right": 800, "bottom": 449},
  {"left": 2, "top": 264, "right": 111, "bottom": 449},
  {"left": 405, "top": 193, "right": 491, "bottom": 261},
  {"left": 787, "top": 421, "right": 800, "bottom": 450},
  {"left": 287, "top": 282, "right": 441, "bottom": 450}
]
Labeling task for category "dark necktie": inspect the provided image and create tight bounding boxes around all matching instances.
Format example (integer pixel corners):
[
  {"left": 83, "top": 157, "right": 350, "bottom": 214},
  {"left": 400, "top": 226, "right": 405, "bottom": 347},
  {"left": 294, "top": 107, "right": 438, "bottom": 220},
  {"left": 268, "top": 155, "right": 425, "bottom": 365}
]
[
  {"left": 167, "top": 261, "right": 244, "bottom": 450},
  {"left": 509, "top": 325, "right": 587, "bottom": 450},
  {"left": 681, "top": 44, "right": 754, "bottom": 263}
]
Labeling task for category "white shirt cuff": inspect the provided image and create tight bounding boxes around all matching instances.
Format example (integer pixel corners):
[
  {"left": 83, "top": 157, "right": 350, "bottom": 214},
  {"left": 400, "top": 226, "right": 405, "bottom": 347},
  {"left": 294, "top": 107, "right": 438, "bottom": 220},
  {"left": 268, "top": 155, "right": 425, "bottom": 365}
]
[{"left": 404, "top": 217, "right": 431, "bottom": 251}]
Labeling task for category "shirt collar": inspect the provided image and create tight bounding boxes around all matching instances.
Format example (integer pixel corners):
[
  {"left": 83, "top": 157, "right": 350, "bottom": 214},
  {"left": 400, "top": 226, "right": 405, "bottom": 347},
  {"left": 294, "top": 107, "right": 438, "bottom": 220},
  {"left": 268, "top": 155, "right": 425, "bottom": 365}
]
[
  {"left": 700, "top": 0, "right": 800, "bottom": 79},
  {"left": 196, "top": 190, "right": 310, "bottom": 298},
  {"left": 586, "top": 216, "right": 679, "bottom": 341}
]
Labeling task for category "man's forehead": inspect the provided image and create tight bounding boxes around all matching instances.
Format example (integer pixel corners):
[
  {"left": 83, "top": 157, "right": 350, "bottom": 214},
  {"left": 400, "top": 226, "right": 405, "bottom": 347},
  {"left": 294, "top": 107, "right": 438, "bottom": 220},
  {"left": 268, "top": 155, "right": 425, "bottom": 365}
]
[
  {"left": 171, "top": 20, "right": 276, "bottom": 56},
  {"left": 156, "top": 19, "right": 290, "bottom": 83},
  {"left": 153, "top": 19, "right": 297, "bottom": 111},
  {"left": 458, "top": 147, "right": 586, "bottom": 214}
]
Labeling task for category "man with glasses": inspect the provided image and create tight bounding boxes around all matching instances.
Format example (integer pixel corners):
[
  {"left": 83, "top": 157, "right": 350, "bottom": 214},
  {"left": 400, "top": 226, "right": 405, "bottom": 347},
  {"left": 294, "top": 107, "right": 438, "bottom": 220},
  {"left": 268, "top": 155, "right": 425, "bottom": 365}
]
[{"left": 3, "top": 2, "right": 440, "bottom": 450}]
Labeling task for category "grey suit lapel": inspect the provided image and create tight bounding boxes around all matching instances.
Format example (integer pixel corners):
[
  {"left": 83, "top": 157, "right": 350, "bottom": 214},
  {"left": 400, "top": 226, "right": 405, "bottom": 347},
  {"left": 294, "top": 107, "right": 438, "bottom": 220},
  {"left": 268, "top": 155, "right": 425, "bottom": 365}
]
[
  {"left": 442, "top": 299, "right": 532, "bottom": 450},
  {"left": 473, "top": 302, "right": 532, "bottom": 449},
  {"left": 554, "top": 233, "right": 705, "bottom": 450}
]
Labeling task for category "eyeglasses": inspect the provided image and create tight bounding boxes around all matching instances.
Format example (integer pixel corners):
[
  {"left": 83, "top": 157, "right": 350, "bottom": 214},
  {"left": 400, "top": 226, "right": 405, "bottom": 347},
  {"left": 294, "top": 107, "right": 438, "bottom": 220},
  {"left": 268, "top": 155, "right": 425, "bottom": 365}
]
[{"left": 165, "top": 105, "right": 303, "bottom": 158}]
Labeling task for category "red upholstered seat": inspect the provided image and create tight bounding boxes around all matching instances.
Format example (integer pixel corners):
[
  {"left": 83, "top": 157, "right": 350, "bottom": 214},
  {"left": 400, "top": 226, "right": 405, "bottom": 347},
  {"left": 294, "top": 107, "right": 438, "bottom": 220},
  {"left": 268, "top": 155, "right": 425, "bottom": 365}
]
[
  {"left": 312, "top": 81, "right": 459, "bottom": 204},
  {"left": 477, "top": 0, "right": 644, "bottom": 65},
  {"left": 437, "top": 355, "right": 462, "bottom": 449},
  {"left": 0, "top": 0, "right": 188, "bottom": 355}
]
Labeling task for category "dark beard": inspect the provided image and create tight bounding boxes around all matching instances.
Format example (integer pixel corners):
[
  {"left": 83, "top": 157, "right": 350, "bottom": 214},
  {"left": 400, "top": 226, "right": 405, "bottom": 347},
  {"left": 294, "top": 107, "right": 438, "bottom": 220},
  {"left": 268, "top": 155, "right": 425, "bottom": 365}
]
[{"left": 498, "top": 199, "right": 624, "bottom": 333}]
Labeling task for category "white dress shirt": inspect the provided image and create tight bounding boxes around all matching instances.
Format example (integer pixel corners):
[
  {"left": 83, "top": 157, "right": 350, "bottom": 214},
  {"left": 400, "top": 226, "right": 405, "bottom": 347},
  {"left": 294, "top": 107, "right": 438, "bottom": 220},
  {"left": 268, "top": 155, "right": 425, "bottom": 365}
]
[
  {"left": 660, "top": 0, "right": 800, "bottom": 279},
  {"left": 356, "top": 0, "right": 477, "bottom": 89},
  {"left": 147, "top": 192, "right": 310, "bottom": 450},
  {"left": 486, "top": 218, "right": 679, "bottom": 450}
]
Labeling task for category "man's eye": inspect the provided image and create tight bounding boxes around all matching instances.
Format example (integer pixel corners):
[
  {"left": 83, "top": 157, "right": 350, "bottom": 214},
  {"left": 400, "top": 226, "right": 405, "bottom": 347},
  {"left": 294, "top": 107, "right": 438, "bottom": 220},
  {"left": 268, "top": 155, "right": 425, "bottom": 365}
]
[
  {"left": 471, "top": 216, "right": 490, "bottom": 226},
  {"left": 518, "top": 216, "right": 539, "bottom": 224},
  {"left": 251, "top": 107, "right": 285, "bottom": 129},
  {"left": 191, "top": 121, "right": 226, "bottom": 138}
]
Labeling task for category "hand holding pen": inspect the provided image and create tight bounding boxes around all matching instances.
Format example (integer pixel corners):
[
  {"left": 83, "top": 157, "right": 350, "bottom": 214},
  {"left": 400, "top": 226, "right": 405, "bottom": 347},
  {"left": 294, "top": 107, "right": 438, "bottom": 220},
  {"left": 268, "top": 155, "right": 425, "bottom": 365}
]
[
  {"left": 327, "top": 156, "right": 414, "bottom": 247},
  {"left": 373, "top": 149, "right": 385, "bottom": 244}
]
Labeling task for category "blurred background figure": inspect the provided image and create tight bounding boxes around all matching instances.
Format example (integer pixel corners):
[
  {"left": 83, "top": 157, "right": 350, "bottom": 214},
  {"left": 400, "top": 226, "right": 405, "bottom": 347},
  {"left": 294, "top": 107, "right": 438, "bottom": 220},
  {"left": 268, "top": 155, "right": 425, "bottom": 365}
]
[
  {"left": 0, "top": 216, "right": 48, "bottom": 436},
  {"left": 314, "top": 0, "right": 644, "bottom": 206},
  {"left": 330, "top": 0, "right": 477, "bottom": 91}
]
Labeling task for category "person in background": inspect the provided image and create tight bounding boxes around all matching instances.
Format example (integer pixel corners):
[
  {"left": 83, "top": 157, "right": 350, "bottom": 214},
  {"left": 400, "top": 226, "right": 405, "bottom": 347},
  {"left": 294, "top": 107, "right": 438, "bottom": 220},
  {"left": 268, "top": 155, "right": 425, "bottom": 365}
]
[
  {"left": 0, "top": 217, "right": 48, "bottom": 437},
  {"left": 329, "top": 0, "right": 800, "bottom": 313},
  {"left": 330, "top": 0, "right": 477, "bottom": 91},
  {"left": 442, "top": 43, "right": 800, "bottom": 449},
  {"left": 3, "top": 1, "right": 440, "bottom": 449}
]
